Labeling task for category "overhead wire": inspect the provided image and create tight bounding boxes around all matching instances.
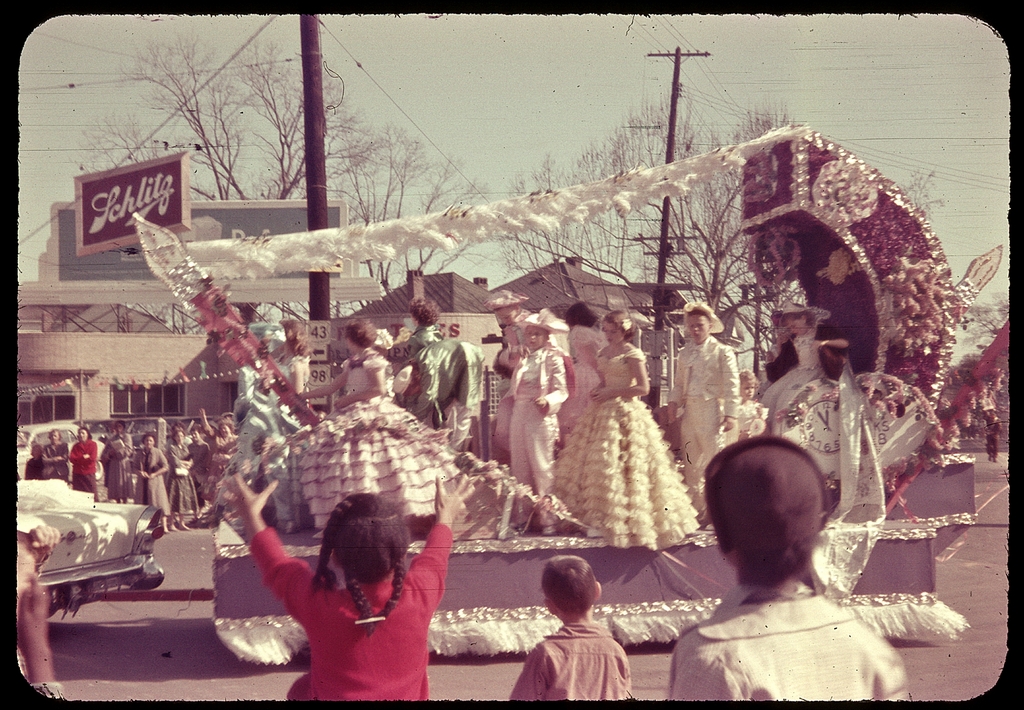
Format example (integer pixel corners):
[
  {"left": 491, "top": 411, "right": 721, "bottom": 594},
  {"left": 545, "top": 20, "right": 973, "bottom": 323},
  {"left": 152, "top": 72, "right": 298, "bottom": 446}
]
[
  {"left": 19, "top": 16, "right": 280, "bottom": 250},
  {"left": 316, "top": 17, "right": 489, "bottom": 204}
]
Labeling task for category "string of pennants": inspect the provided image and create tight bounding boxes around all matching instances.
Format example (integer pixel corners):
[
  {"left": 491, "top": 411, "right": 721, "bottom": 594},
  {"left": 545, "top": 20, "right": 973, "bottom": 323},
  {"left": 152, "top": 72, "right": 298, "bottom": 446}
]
[{"left": 17, "top": 362, "right": 246, "bottom": 397}]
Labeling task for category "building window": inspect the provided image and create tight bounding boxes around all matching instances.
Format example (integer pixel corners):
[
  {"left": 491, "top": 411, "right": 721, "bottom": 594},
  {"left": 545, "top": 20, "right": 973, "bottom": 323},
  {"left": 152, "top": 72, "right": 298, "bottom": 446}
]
[
  {"left": 18, "top": 394, "right": 77, "bottom": 424},
  {"left": 110, "top": 384, "right": 184, "bottom": 416}
]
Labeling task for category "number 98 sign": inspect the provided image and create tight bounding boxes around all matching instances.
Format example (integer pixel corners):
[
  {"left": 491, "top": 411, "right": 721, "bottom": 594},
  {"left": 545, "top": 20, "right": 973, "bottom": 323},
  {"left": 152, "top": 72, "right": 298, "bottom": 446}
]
[{"left": 307, "top": 364, "right": 332, "bottom": 404}]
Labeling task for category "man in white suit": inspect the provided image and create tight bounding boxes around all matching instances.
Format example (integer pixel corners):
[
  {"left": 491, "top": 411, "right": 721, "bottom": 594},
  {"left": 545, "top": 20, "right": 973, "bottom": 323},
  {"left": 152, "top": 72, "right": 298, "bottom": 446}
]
[{"left": 667, "top": 302, "right": 741, "bottom": 520}]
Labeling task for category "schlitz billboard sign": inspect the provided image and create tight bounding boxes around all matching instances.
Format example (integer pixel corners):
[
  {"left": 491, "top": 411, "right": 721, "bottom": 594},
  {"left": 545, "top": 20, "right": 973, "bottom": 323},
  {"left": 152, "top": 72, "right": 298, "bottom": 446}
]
[{"left": 74, "top": 152, "right": 191, "bottom": 257}]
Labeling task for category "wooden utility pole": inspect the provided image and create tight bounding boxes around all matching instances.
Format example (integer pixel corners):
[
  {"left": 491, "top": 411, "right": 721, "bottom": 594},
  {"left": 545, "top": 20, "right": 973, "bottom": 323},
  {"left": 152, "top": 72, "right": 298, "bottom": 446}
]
[
  {"left": 646, "top": 47, "right": 709, "bottom": 408},
  {"left": 301, "top": 15, "right": 330, "bottom": 320}
]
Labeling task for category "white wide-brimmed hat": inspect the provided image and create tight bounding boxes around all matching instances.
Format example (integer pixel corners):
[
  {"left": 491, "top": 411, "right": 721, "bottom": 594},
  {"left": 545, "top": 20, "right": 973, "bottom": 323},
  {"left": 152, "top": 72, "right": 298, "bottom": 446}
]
[
  {"left": 778, "top": 301, "right": 831, "bottom": 322},
  {"left": 484, "top": 290, "right": 530, "bottom": 310},
  {"left": 682, "top": 301, "right": 725, "bottom": 334},
  {"left": 522, "top": 308, "right": 569, "bottom": 334}
]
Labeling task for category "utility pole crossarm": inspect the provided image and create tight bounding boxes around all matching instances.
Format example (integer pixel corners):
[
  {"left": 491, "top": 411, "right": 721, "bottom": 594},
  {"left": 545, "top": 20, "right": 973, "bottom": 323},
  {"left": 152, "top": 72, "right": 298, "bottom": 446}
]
[
  {"left": 646, "top": 47, "right": 709, "bottom": 409},
  {"left": 646, "top": 51, "right": 711, "bottom": 58}
]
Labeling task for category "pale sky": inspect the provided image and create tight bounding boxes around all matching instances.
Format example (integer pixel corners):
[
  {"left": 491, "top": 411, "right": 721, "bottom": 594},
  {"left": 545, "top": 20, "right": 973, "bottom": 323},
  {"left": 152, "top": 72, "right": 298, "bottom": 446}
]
[{"left": 18, "top": 13, "right": 1009, "bottom": 309}]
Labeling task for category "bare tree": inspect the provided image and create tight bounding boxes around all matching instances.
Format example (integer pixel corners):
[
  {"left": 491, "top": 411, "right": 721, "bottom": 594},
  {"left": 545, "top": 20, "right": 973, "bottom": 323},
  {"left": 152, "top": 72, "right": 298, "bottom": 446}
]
[
  {"left": 331, "top": 123, "right": 477, "bottom": 293},
  {"left": 957, "top": 294, "right": 1009, "bottom": 356},
  {"left": 500, "top": 154, "right": 648, "bottom": 285},
  {"left": 499, "top": 98, "right": 795, "bottom": 368},
  {"left": 236, "top": 40, "right": 306, "bottom": 200},
  {"left": 83, "top": 32, "right": 478, "bottom": 302},
  {"left": 901, "top": 169, "right": 947, "bottom": 220}
]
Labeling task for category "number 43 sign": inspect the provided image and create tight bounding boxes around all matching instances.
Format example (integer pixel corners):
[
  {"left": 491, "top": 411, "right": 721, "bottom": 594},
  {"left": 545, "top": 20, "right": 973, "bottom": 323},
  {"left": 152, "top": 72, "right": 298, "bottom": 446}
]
[{"left": 306, "top": 320, "right": 333, "bottom": 406}]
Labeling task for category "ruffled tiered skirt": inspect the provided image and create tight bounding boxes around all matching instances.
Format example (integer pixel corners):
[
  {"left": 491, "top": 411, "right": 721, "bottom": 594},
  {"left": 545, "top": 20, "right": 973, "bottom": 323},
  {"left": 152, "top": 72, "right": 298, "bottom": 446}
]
[
  {"left": 552, "top": 397, "right": 699, "bottom": 550},
  {"left": 296, "top": 397, "right": 459, "bottom": 527}
]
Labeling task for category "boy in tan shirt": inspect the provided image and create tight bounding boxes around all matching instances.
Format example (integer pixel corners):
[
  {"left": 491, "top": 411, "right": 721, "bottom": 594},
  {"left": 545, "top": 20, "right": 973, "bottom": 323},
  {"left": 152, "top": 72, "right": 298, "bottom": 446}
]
[{"left": 510, "top": 556, "right": 631, "bottom": 700}]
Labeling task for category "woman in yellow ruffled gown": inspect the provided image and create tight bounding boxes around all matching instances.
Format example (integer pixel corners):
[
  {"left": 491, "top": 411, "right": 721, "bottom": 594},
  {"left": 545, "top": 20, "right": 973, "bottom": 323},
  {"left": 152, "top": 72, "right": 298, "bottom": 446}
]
[{"left": 552, "top": 310, "right": 700, "bottom": 550}]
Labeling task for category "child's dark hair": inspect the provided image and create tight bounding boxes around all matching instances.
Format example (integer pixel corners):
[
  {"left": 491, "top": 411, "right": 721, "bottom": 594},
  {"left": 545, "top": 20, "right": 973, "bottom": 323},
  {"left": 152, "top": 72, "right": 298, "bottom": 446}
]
[
  {"left": 704, "top": 437, "right": 827, "bottom": 587},
  {"left": 311, "top": 493, "right": 411, "bottom": 636},
  {"left": 343, "top": 319, "right": 378, "bottom": 350},
  {"left": 542, "top": 555, "right": 597, "bottom": 616},
  {"left": 409, "top": 297, "right": 440, "bottom": 327},
  {"left": 564, "top": 301, "right": 599, "bottom": 329}
]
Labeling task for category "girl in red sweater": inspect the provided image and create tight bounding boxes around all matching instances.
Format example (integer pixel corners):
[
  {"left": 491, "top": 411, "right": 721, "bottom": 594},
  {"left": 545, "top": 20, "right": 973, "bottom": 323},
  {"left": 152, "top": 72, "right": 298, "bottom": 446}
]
[
  {"left": 69, "top": 427, "right": 99, "bottom": 499},
  {"left": 224, "top": 472, "right": 472, "bottom": 700}
]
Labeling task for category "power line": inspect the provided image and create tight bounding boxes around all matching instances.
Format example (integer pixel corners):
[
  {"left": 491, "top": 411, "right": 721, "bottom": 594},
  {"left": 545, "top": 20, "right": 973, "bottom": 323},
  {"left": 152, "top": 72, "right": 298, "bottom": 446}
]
[
  {"left": 316, "top": 18, "right": 488, "bottom": 204},
  {"left": 19, "top": 16, "right": 280, "bottom": 250}
]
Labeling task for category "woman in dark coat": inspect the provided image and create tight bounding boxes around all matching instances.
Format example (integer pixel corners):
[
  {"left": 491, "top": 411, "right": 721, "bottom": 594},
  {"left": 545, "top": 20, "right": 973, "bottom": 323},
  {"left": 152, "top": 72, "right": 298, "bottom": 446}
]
[
  {"left": 101, "top": 420, "right": 135, "bottom": 503},
  {"left": 134, "top": 432, "right": 172, "bottom": 533}
]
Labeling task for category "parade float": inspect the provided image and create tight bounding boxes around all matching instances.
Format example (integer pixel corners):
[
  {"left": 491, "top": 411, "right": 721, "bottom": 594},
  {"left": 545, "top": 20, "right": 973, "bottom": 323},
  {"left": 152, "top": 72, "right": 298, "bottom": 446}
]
[{"left": 132, "top": 125, "right": 1000, "bottom": 664}]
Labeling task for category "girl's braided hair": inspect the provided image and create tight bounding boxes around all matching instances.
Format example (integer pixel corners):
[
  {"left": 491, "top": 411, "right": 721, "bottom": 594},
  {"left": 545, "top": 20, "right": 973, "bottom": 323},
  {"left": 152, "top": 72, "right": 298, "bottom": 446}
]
[{"left": 311, "top": 493, "right": 411, "bottom": 637}]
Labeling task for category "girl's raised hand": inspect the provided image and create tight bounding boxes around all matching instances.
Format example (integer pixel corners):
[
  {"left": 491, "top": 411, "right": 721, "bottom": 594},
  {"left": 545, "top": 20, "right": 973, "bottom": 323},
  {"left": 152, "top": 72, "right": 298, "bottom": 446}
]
[
  {"left": 435, "top": 475, "right": 474, "bottom": 527},
  {"left": 223, "top": 473, "right": 279, "bottom": 536}
]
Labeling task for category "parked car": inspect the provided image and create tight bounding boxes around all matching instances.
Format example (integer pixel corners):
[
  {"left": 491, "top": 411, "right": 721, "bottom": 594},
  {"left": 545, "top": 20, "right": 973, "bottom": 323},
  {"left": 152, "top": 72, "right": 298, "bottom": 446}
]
[
  {"left": 17, "top": 421, "right": 104, "bottom": 481},
  {"left": 17, "top": 479, "right": 165, "bottom": 617}
]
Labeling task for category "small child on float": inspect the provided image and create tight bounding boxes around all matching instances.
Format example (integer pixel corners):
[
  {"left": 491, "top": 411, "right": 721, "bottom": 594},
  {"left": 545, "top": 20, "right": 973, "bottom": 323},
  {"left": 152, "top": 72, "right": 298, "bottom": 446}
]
[
  {"left": 510, "top": 555, "right": 632, "bottom": 701},
  {"left": 223, "top": 472, "right": 473, "bottom": 700},
  {"left": 725, "top": 369, "right": 768, "bottom": 445}
]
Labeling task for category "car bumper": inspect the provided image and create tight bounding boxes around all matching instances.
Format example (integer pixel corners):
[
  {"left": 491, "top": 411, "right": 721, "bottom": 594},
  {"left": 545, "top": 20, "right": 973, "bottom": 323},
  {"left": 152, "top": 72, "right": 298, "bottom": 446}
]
[{"left": 42, "top": 555, "right": 165, "bottom": 616}]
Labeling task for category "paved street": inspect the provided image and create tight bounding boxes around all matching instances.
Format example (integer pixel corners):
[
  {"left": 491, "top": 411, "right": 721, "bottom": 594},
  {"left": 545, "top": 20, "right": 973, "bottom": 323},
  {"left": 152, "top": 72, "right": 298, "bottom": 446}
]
[{"left": 32, "top": 457, "right": 1007, "bottom": 701}]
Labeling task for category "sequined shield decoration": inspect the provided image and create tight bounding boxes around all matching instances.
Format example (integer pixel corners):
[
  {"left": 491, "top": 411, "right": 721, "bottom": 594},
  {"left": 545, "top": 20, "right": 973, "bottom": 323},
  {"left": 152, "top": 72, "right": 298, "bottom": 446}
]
[{"left": 131, "top": 213, "right": 320, "bottom": 428}]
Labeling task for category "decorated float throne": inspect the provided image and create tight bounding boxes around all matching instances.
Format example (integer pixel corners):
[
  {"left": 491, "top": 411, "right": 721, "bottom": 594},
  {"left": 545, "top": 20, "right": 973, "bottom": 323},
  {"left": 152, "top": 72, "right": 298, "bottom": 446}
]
[{"left": 740, "top": 128, "right": 998, "bottom": 636}]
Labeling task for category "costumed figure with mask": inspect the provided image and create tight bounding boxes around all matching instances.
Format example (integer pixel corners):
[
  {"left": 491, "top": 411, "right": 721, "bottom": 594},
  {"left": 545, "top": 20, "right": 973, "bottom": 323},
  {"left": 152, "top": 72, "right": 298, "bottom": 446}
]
[{"left": 219, "top": 322, "right": 313, "bottom": 534}]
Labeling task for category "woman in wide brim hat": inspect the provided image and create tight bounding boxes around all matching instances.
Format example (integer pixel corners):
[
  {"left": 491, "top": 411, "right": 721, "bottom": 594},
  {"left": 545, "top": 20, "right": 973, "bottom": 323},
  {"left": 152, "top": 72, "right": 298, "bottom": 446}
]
[
  {"left": 485, "top": 290, "right": 531, "bottom": 378},
  {"left": 506, "top": 309, "right": 572, "bottom": 535},
  {"left": 762, "top": 301, "right": 850, "bottom": 433},
  {"left": 681, "top": 301, "right": 725, "bottom": 334},
  {"left": 521, "top": 308, "right": 569, "bottom": 334},
  {"left": 484, "top": 290, "right": 530, "bottom": 311},
  {"left": 770, "top": 301, "right": 832, "bottom": 329},
  {"left": 487, "top": 293, "right": 533, "bottom": 463}
]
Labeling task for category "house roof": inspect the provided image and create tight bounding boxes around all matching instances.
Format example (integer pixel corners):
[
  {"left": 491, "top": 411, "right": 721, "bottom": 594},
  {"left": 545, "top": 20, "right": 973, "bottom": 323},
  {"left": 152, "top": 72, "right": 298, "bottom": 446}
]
[
  {"left": 493, "top": 259, "right": 653, "bottom": 320},
  {"left": 350, "top": 272, "right": 494, "bottom": 317}
]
